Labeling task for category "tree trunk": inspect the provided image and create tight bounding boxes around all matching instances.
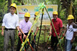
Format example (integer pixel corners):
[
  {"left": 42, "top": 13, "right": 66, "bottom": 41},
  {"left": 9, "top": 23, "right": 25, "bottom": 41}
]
[
  {"left": 7, "top": 0, "right": 12, "bottom": 12},
  {"left": 66, "top": 0, "right": 73, "bottom": 18},
  {"left": 69, "top": 1, "right": 73, "bottom": 15},
  {"left": 57, "top": 0, "right": 60, "bottom": 18}
]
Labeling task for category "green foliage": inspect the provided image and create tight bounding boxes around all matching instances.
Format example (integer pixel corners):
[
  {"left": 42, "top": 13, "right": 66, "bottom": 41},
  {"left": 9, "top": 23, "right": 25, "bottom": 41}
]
[
  {"left": 60, "top": 10, "right": 65, "bottom": 20},
  {"left": 0, "top": 0, "right": 8, "bottom": 16},
  {"left": 75, "top": 8, "right": 77, "bottom": 16},
  {"left": 0, "top": 32, "right": 4, "bottom": 51},
  {"left": 73, "top": 0, "right": 77, "bottom": 17}
]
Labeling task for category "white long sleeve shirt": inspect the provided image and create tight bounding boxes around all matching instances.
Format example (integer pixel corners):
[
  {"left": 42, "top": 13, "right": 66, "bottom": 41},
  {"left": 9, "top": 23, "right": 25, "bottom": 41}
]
[{"left": 2, "top": 13, "right": 19, "bottom": 29}]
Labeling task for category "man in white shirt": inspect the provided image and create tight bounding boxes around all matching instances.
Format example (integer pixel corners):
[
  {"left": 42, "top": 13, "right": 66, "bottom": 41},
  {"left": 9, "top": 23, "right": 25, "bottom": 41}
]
[
  {"left": 64, "top": 15, "right": 77, "bottom": 51},
  {"left": 1, "top": 3, "right": 19, "bottom": 51}
]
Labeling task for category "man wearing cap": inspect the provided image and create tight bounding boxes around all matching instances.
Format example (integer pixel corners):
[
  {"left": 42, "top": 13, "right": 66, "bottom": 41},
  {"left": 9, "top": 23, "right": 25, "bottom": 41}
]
[
  {"left": 29, "top": 12, "right": 40, "bottom": 48},
  {"left": 17, "top": 12, "right": 32, "bottom": 51},
  {"left": 1, "top": 3, "right": 19, "bottom": 51},
  {"left": 64, "top": 15, "right": 77, "bottom": 51},
  {"left": 50, "top": 11, "right": 63, "bottom": 51}
]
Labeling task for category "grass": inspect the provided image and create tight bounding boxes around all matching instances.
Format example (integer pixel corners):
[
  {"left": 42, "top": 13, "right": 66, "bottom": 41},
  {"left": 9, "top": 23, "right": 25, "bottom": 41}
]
[{"left": 0, "top": 33, "right": 4, "bottom": 51}]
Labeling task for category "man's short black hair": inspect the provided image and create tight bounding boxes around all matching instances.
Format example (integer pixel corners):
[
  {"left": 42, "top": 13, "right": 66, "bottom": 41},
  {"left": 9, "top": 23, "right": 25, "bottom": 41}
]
[{"left": 10, "top": 6, "right": 16, "bottom": 10}]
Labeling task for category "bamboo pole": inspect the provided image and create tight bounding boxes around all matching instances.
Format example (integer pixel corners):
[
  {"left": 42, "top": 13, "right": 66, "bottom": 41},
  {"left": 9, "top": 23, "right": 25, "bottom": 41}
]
[{"left": 45, "top": 7, "right": 63, "bottom": 51}]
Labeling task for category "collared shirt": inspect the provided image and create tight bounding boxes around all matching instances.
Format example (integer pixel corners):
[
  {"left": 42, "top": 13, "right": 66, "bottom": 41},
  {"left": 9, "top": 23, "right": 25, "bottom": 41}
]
[
  {"left": 19, "top": 19, "right": 32, "bottom": 33},
  {"left": 29, "top": 18, "right": 40, "bottom": 33},
  {"left": 2, "top": 13, "right": 19, "bottom": 29},
  {"left": 50, "top": 18, "right": 63, "bottom": 37}
]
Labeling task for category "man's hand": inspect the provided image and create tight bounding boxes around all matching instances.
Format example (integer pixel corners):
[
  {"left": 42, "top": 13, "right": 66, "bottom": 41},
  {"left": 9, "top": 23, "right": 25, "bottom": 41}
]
[
  {"left": 23, "top": 34, "right": 27, "bottom": 39},
  {"left": 1, "top": 26, "right": 4, "bottom": 36},
  {"left": 34, "top": 33, "right": 36, "bottom": 36},
  {"left": 71, "top": 39, "right": 74, "bottom": 44},
  {"left": 58, "top": 36, "right": 60, "bottom": 39},
  {"left": 63, "top": 33, "right": 65, "bottom": 36},
  {"left": 1, "top": 31, "right": 4, "bottom": 36},
  {"left": 31, "top": 30, "right": 33, "bottom": 32},
  {"left": 50, "top": 32, "right": 52, "bottom": 35},
  {"left": 18, "top": 32, "right": 22, "bottom": 37}
]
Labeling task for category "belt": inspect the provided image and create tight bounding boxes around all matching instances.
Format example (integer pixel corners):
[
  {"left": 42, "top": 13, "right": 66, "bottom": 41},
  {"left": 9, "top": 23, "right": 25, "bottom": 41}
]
[
  {"left": 24, "top": 33, "right": 28, "bottom": 35},
  {"left": 24, "top": 33, "right": 32, "bottom": 35},
  {"left": 5, "top": 28, "right": 15, "bottom": 30}
]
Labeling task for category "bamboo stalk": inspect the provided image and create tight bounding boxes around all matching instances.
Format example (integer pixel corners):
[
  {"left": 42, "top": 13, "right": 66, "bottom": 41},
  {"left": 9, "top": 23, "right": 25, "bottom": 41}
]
[{"left": 45, "top": 7, "right": 63, "bottom": 51}]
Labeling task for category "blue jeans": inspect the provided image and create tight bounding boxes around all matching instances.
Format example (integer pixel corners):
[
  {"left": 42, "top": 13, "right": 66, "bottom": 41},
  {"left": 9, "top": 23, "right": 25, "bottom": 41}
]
[{"left": 65, "top": 39, "right": 72, "bottom": 51}]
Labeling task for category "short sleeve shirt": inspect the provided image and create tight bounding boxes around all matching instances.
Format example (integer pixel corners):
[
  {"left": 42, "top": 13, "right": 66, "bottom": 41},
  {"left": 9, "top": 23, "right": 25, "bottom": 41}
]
[
  {"left": 66, "top": 24, "right": 77, "bottom": 40},
  {"left": 29, "top": 18, "right": 40, "bottom": 33},
  {"left": 2, "top": 13, "right": 19, "bottom": 29},
  {"left": 50, "top": 18, "right": 63, "bottom": 37},
  {"left": 19, "top": 19, "right": 32, "bottom": 33}
]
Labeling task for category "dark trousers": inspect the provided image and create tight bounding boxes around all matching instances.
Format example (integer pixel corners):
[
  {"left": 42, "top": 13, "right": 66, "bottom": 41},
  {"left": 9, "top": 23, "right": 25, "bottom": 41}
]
[
  {"left": 31, "top": 36, "right": 36, "bottom": 48},
  {"left": 16, "top": 33, "right": 31, "bottom": 51},
  {"left": 51, "top": 36, "right": 58, "bottom": 51}
]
